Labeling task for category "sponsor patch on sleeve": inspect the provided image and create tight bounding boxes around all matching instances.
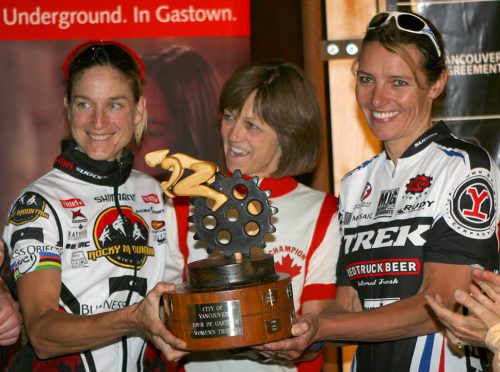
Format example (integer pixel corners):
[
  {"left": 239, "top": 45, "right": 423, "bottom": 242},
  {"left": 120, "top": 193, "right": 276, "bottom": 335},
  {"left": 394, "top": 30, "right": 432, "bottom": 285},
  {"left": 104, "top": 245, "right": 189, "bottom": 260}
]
[
  {"left": 10, "top": 245, "right": 61, "bottom": 281},
  {"left": 444, "top": 168, "right": 497, "bottom": 238},
  {"left": 8, "top": 192, "right": 49, "bottom": 225}
]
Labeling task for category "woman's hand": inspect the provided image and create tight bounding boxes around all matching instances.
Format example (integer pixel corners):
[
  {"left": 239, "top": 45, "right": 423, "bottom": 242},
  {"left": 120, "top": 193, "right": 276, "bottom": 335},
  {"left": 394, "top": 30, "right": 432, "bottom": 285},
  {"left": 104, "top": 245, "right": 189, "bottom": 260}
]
[
  {"left": 0, "top": 291, "right": 21, "bottom": 346},
  {"left": 425, "top": 268, "right": 500, "bottom": 348},
  {"left": 254, "top": 313, "right": 319, "bottom": 361},
  {"left": 132, "top": 282, "right": 189, "bottom": 362},
  {"left": 426, "top": 292, "right": 488, "bottom": 348},
  {"left": 467, "top": 269, "right": 500, "bottom": 327}
]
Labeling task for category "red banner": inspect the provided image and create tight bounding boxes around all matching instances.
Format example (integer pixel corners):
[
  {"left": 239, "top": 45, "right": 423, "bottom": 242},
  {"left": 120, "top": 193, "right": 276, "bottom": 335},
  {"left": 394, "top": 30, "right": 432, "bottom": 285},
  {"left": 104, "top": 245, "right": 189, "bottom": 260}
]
[{"left": 0, "top": 0, "right": 250, "bottom": 40}]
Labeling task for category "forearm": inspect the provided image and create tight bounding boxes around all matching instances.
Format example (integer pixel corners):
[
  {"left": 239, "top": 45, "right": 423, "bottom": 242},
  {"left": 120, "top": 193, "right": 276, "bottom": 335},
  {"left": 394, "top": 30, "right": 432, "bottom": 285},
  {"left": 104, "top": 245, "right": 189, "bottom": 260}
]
[
  {"left": 26, "top": 303, "right": 140, "bottom": 359},
  {"left": 317, "top": 292, "right": 443, "bottom": 342},
  {"left": 0, "top": 278, "right": 8, "bottom": 293}
]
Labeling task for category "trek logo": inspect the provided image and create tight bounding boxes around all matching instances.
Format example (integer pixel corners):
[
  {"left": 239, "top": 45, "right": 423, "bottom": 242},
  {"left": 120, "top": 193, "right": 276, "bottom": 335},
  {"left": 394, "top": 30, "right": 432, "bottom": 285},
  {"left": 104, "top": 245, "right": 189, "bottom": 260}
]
[
  {"left": 375, "top": 189, "right": 399, "bottom": 218},
  {"left": 445, "top": 169, "right": 497, "bottom": 238},
  {"left": 343, "top": 223, "right": 431, "bottom": 254},
  {"left": 406, "top": 174, "right": 432, "bottom": 194},
  {"left": 60, "top": 198, "right": 85, "bottom": 209}
]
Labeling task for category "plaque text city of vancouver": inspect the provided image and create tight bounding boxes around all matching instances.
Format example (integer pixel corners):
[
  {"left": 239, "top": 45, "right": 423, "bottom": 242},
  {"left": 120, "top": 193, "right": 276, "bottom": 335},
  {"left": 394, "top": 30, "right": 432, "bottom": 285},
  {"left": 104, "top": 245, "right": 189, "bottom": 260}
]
[{"left": 146, "top": 150, "right": 295, "bottom": 350}]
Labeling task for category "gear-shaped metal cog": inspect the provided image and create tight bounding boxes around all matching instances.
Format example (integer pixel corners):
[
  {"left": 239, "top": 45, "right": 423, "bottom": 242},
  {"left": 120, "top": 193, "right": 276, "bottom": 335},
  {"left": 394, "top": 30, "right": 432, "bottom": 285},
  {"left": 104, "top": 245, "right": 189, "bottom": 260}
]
[{"left": 190, "top": 170, "right": 277, "bottom": 258}]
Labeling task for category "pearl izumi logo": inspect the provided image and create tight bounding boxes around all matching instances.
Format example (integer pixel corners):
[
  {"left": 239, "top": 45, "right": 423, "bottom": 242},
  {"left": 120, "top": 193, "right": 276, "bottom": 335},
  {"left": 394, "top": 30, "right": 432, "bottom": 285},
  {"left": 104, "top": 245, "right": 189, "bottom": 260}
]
[
  {"left": 90, "top": 206, "right": 154, "bottom": 268},
  {"left": 445, "top": 168, "right": 497, "bottom": 238}
]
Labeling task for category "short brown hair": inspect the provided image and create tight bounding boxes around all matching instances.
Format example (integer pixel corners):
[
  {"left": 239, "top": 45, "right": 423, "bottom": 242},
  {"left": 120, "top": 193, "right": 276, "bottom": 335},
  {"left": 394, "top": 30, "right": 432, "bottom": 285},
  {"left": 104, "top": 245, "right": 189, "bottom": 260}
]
[{"left": 219, "top": 60, "right": 322, "bottom": 177}]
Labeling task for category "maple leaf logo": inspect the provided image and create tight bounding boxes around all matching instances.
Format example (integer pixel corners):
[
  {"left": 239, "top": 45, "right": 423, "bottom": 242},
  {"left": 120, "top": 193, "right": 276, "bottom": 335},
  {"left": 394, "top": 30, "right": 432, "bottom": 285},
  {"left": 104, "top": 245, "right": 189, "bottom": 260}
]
[{"left": 275, "top": 254, "right": 301, "bottom": 278}]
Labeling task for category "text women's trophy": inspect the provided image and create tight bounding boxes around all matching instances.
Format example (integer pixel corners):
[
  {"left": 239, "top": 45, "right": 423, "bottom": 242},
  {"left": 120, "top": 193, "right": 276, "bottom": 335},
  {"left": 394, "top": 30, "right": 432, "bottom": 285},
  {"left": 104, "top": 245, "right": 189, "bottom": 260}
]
[{"left": 146, "top": 150, "right": 295, "bottom": 350}]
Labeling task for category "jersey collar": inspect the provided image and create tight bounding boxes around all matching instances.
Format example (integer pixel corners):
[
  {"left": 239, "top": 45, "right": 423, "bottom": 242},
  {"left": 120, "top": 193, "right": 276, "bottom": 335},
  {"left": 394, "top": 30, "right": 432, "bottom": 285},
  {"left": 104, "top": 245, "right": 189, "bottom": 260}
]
[
  {"left": 259, "top": 176, "right": 298, "bottom": 198},
  {"left": 53, "top": 138, "right": 134, "bottom": 186},
  {"left": 392, "top": 121, "right": 452, "bottom": 159}
]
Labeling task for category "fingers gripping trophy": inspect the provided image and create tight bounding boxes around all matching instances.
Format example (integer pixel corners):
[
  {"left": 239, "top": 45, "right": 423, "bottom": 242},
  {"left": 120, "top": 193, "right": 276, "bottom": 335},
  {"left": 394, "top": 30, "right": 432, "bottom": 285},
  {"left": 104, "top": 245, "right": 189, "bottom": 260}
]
[{"left": 146, "top": 150, "right": 295, "bottom": 350}]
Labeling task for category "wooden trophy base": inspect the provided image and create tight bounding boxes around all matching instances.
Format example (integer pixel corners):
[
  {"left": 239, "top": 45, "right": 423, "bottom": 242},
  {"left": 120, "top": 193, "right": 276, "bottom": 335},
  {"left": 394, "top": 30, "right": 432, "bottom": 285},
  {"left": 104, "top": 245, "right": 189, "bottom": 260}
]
[{"left": 163, "top": 255, "right": 295, "bottom": 350}]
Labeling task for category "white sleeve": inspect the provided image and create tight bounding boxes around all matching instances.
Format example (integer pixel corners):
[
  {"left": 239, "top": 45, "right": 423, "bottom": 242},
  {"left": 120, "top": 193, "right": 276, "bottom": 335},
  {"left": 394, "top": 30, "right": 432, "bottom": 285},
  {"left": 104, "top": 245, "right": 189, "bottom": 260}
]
[
  {"left": 164, "top": 198, "right": 185, "bottom": 284},
  {"left": 304, "top": 211, "right": 340, "bottom": 287}
]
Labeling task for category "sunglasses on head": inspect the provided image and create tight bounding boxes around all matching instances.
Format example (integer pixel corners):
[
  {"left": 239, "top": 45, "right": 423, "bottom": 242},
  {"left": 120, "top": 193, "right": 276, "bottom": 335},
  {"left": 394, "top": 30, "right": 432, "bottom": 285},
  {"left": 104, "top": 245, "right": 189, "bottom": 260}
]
[
  {"left": 368, "top": 11, "right": 442, "bottom": 58},
  {"left": 62, "top": 40, "right": 145, "bottom": 81}
]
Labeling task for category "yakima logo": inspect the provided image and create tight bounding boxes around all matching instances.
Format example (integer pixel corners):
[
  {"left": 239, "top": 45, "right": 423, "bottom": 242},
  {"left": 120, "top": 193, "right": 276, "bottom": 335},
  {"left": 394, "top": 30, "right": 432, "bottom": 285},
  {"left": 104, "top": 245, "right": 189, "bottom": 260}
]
[
  {"left": 445, "top": 170, "right": 496, "bottom": 238},
  {"left": 406, "top": 174, "right": 432, "bottom": 194},
  {"left": 142, "top": 194, "right": 160, "bottom": 204},
  {"left": 60, "top": 198, "right": 85, "bottom": 209},
  {"left": 344, "top": 223, "right": 431, "bottom": 254}
]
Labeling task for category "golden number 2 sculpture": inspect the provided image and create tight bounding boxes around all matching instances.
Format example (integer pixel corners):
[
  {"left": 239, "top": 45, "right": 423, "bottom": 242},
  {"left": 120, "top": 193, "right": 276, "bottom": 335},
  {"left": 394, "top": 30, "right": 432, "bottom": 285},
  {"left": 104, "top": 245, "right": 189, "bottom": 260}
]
[{"left": 145, "top": 149, "right": 228, "bottom": 211}]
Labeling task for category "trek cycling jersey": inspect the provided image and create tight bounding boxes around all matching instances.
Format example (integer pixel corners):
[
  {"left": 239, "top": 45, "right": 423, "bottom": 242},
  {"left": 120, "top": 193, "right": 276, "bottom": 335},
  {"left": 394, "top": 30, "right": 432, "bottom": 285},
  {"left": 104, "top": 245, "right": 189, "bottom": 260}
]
[
  {"left": 337, "top": 122, "right": 500, "bottom": 372},
  {"left": 2, "top": 139, "right": 167, "bottom": 371},
  {"left": 164, "top": 176, "right": 339, "bottom": 372}
]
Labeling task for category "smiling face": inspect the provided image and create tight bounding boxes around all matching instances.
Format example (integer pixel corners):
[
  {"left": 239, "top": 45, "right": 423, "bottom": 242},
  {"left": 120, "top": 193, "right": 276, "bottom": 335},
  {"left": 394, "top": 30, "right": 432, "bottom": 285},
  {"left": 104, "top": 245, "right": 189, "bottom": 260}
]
[
  {"left": 65, "top": 65, "right": 145, "bottom": 161},
  {"left": 221, "top": 91, "right": 282, "bottom": 179},
  {"left": 355, "top": 42, "right": 445, "bottom": 160}
]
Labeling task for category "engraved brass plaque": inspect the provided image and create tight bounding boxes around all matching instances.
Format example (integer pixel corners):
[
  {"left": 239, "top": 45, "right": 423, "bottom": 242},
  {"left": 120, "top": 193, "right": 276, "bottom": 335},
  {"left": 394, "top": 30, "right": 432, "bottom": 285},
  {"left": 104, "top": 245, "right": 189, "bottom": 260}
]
[{"left": 189, "top": 301, "right": 243, "bottom": 339}]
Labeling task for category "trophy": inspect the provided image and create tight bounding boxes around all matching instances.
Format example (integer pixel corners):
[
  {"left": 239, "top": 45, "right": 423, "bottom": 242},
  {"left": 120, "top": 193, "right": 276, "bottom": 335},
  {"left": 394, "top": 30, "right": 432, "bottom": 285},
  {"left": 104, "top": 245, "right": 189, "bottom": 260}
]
[{"left": 146, "top": 150, "right": 295, "bottom": 350}]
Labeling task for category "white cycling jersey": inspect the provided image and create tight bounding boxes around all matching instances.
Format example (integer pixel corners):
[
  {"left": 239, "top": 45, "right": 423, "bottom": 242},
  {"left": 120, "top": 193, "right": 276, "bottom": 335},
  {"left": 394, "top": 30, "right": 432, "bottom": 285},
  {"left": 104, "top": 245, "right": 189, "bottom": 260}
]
[
  {"left": 337, "top": 122, "right": 500, "bottom": 372},
  {"left": 2, "top": 140, "right": 167, "bottom": 371}
]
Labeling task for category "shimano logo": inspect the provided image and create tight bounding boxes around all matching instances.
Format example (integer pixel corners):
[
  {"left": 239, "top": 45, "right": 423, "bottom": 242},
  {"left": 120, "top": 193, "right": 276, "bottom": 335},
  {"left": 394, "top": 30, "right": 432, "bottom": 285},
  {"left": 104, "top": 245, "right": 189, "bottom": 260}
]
[{"left": 343, "top": 224, "right": 431, "bottom": 254}]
